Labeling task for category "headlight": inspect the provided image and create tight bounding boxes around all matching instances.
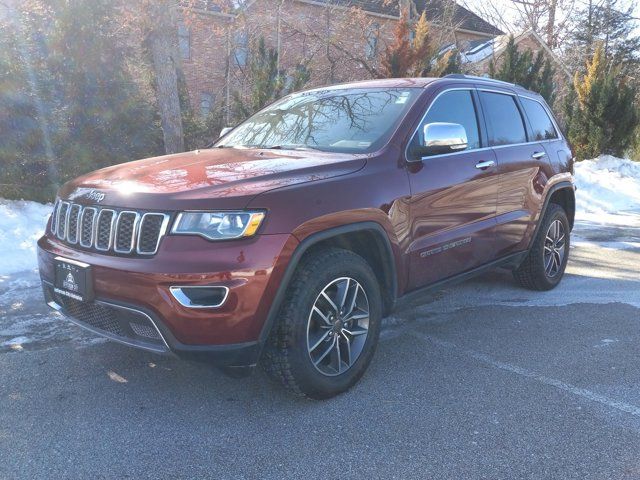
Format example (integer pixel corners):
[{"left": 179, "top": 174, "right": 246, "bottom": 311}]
[{"left": 171, "top": 211, "right": 265, "bottom": 240}]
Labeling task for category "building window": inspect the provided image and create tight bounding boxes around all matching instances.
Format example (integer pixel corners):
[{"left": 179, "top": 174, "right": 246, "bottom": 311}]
[
  {"left": 365, "top": 23, "right": 379, "bottom": 59},
  {"left": 200, "top": 93, "right": 214, "bottom": 117},
  {"left": 234, "top": 31, "right": 248, "bottom": 66},
  {"left": 178, "top": 24, "right": 190, "bottom": 60}
]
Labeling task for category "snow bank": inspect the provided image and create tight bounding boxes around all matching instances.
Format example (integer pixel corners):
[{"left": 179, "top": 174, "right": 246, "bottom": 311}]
[
  {"left": 0, "top": 199, "right": 52, "bottom": 275},
  {"left": 574, "top": 155, "right": 640, "bottom": 224}
]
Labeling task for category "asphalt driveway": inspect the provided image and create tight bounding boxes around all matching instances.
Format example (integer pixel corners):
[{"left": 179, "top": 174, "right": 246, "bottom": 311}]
[{"left": 1, "top": 215, "right": 639, "bottom": 479}]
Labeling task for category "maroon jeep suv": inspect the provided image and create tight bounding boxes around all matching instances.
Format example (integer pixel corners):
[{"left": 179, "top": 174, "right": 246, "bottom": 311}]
[{"left": 38, "top": 75, "right": 574, "bottom": 398}]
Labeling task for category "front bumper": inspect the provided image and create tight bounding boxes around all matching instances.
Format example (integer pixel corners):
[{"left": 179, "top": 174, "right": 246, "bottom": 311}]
[{"left": 38, "top": 232, "right": 298, "bottom": 366}]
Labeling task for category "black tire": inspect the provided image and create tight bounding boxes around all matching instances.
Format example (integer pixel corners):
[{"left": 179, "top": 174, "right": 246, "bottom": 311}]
[
  {"left": 261, "top": 247, "right": 382, "bottom": 399},
  {"left": 513, "top": 203, "right": 570, "bottom": 291}
]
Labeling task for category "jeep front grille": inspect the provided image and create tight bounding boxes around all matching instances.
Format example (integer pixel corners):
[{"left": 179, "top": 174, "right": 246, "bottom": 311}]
[{"left": 50, "top": 200, "right": 170, "bottom": 256}]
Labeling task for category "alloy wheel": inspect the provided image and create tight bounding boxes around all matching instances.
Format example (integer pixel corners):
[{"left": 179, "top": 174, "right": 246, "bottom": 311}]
[
  {"left": 306, "top": 277, "right": 370, "bottom": 377},
  {"left": 543, "top": 219, "right": 566, "bottom": 278}
]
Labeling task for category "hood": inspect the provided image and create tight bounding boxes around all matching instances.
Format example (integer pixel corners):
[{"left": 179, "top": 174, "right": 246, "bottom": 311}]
[{"left": 59, "top": 148, "right": 367, "bottom": 210}]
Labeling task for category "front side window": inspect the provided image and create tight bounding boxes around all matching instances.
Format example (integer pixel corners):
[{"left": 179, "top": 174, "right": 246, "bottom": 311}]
[
  {"left": 234, "top": 31, "right": 248, "bottom": 66},
  {"left": 521, "top": 97, "right": 558, "bottom": 140},
  {"left": 411, "top": 89, "right": 481, "bottom": 154},
  {"left": 480, "top": 91, "right": 527, "bottom": 146},
  {"left": 178, "top": 24, "right": 190, "bottom": 60},
  {"left": 216, "top": 88, "right": 420, "bottom": 153},
  {"left": 200, "top": 93, "right": 214, "bottom": 117},
  {"left": 365, "top": 23, "right": 379, "bottom": 59}
]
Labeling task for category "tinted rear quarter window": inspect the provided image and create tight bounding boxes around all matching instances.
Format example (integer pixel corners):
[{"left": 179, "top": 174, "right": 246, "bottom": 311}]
[
  {"left": 521, "top": 97, "right": 558, "bottom": 140},
  {"left": 480, "top": 91, "right": 527, "bottom": 146}
]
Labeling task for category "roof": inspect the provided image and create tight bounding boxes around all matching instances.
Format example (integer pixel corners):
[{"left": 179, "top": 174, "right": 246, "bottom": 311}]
[
  {"left": 185, "top": 0, "right": 503, "bottom": 36},
  {"left": 413, "top": 0, "right": 503, "bottom": 36}
]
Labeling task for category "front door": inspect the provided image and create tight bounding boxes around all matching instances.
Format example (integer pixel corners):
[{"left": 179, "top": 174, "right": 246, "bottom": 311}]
[{"left": 406, "top": 88, "right": 499, "bottom": 290}]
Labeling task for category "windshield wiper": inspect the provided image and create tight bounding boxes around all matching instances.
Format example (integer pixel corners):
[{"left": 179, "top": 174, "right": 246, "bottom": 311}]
[{"left": 262, "top": 144, "right": 320, "bottom": 151}]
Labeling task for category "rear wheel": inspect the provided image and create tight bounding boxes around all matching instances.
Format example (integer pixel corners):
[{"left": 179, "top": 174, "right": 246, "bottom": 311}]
[
  {"left": 262, "top": 247, "right": 382, "bottom": 399},
  {"left": 513, "top": 203, "right": 570, "bottom": 291}
]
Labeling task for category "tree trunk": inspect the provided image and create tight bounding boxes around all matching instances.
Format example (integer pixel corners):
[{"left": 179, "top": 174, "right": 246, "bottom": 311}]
[
  {"left": 148, "top": 13, "right": 184, "bottom": 154},
  {"left": 546, "top": 0, "right": 557, "bottom": 48}
]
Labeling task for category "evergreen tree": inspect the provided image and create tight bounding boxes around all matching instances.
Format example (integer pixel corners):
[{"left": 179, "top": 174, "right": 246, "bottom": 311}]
[
  {"left": 566, "top": 43, "right": 638, "bottom": 159},
  {"left": 566, "top": 0, "right": 640, "bottom": 76},
  {"left": 0, "top": 0, "right": 162, "bottom": 202},
  {"left": 232, "top": 37, "right": 310, "bottom": 121},
  {"left": 380, "top": 13, "right": 414, "bottom": 78},
  {"left": 380, "top": 11, "right": 460, "bottom": 79},
  {"left": 489, "top": 35, "right": 556, "bottom": 103}
]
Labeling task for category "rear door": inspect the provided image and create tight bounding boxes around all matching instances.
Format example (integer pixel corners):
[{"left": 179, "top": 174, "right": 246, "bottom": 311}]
[
  {"left": 478, "top": 89, "right": 553, "bottom": 257},
  {"left": 405, "top": 87, "right": 499, "bottom": 290}
]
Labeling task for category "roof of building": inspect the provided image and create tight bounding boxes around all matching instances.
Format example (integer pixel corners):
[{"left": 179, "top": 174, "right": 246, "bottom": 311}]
[
  {"left": 185, "top": 0, "right": 503, "bottom": 36},
  {"left": 413, "top": 0, "right": 503, "bottom": 35},
  {"left": 313, "top": 0, "right": 503, "bottom": 35}
]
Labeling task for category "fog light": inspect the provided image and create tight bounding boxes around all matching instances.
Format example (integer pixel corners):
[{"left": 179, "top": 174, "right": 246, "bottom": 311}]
[{"left": 169, "top": 286, "right": 229, "bottom": 308}]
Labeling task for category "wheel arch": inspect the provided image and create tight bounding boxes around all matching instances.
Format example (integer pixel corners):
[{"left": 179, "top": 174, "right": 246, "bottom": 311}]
[
  {"left": 258, "top": 222, "right": 398, "bottom": 345},
  {"left": 527, "top": 181, "right": 575, "bottom": 252}
]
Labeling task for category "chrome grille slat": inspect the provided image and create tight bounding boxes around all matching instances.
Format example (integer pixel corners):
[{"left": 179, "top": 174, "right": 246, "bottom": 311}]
[
  {"left": 79, "top": 207, "right": 97, "bottom": 248},
  {"left": 56, "top": 202, "right": 70, "bottom": 241},
  {"left": 114, "top": 211, "right": 140, "bottom": 254},
  {"left": 67, "top": 204, "right": 82, "bottom": 244},
  {"left": 49, "top": 201, "right": 167, "bottom": 256}
]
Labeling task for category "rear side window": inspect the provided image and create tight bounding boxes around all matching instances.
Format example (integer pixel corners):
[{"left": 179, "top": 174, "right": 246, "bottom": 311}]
[
  {"left": 480, "top": 91, "right": 527, "bottom": 146},
  {"left": 414, "top": 90, "right": 481, "bottom": 151},
  {"left": 521, "top": 97, "right": 558, "bottom": 140}
]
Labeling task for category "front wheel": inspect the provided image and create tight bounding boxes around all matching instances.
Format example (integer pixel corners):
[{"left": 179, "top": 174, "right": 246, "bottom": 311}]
[
  {"left": 262, "top": 247, "right": 382, "bottom": 399},
  {"left": 513, "top": 203, "right": 570, "bottom": 291}
]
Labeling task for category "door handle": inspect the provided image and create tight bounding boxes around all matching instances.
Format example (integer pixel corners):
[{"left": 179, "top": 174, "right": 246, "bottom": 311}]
[
  {"left": 532, "top": 151, "right": 547, "bottom": 159},
  {"left": 475, "top": 160, "right": 496, "bottom": 170}
]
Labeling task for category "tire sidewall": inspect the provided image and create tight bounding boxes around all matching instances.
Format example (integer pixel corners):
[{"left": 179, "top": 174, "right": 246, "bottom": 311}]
[{"left": 285, "top": 253, "right": 382, "bottom": 398}]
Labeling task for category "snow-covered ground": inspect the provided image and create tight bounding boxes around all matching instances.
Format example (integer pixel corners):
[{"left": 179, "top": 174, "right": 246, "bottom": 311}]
[
  {"left": 0, "top": 199, "right": 52, "bottom": 275},
  {"left": 574, "top": 155, "right": 640, "bottom": 226}
]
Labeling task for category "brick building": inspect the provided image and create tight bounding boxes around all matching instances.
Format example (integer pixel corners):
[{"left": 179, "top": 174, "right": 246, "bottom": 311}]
[{"left": 176, "top": 0, "right": 563, "bottom": 120}]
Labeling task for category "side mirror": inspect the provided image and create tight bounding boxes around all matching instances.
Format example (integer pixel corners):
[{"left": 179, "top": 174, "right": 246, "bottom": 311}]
[
  {"left": 412, "top": 122, "right": 468, "bottom": 159},
  {"left": 219, "top": 127, "right": 233, "bottom": 138}
]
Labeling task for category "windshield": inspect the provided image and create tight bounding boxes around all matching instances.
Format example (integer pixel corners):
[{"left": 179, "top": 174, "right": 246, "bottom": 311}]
[{"left": 215, "top": 88, "right": 421, "bottom": 153}]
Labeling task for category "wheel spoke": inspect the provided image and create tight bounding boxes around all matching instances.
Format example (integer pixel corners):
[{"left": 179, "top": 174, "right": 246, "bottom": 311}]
[
  {"left": 321, "top": 291, "right": 339, "bottom": 313},
  {"left": 314, "top": 337, "right": 336, "bottom": 366},
  {"left": 312, "top": 305, "right": 332, "bottom": 326},
  {"left": 334, "top": 336, "right": 342, "bottom": 373},
  {"left": 343, "top": 326, "right": 367, "bottom": 336},
  {"left": 335, "top": 278, "right": 350, "bottom": 311},
  {"left": 341, "top": 331, "right": 352, "bottom": 366},
  {"left": 309, "top": 330, "right": 332, "bottom": 352}
]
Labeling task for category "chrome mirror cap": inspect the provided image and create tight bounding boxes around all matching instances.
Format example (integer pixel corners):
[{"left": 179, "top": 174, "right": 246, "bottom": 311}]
[
  {"left": 219, "top": 127, "right": 233, "bottom": 138},
  {"left": 421, "top": 122, "right": 468, "bottom": 154}
]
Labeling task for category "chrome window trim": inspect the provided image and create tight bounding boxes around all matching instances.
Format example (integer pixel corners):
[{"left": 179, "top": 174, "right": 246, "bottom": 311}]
[
  {"left": 67, "top": 204, "right": 82, "bottom": 245},
  {"left": 79, "top": 207, "right": 98, "bottom": 248},
  {"left": 95, "top": 208, "right": 117, "bottom": 251},
  {"left": 403, "top": 86, "right": 565, "bottom": 163},
  {"left": 114, "top": 211, "right": 141, "bottom": 254},
  {"left": 169, "top": 286, "right": 230, "bottom": 309},
  {"left": 56, "top": 201, "right": 71, "bottom": 241},
  {"left": 136, "top": 213, "right": 170, "bottom": 255}
]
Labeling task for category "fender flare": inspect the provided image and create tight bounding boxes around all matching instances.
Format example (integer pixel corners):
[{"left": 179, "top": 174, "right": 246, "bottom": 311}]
[
  {"left": 527, "top": 181, "right": 575, "bottom": 251},
  {"left": 258, "top": 221, "right": 398, "bottom": 345}
]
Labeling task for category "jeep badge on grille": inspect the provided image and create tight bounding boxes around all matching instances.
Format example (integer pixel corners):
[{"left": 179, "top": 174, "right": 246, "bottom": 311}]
[{"left": 86, "top": 190, "right": 105, "bottom": 203}]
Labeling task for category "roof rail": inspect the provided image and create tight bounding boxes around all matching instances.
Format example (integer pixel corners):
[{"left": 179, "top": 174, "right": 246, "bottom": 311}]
[{"left": 443, "top": 74, "right": 523, "bottom": 89}]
